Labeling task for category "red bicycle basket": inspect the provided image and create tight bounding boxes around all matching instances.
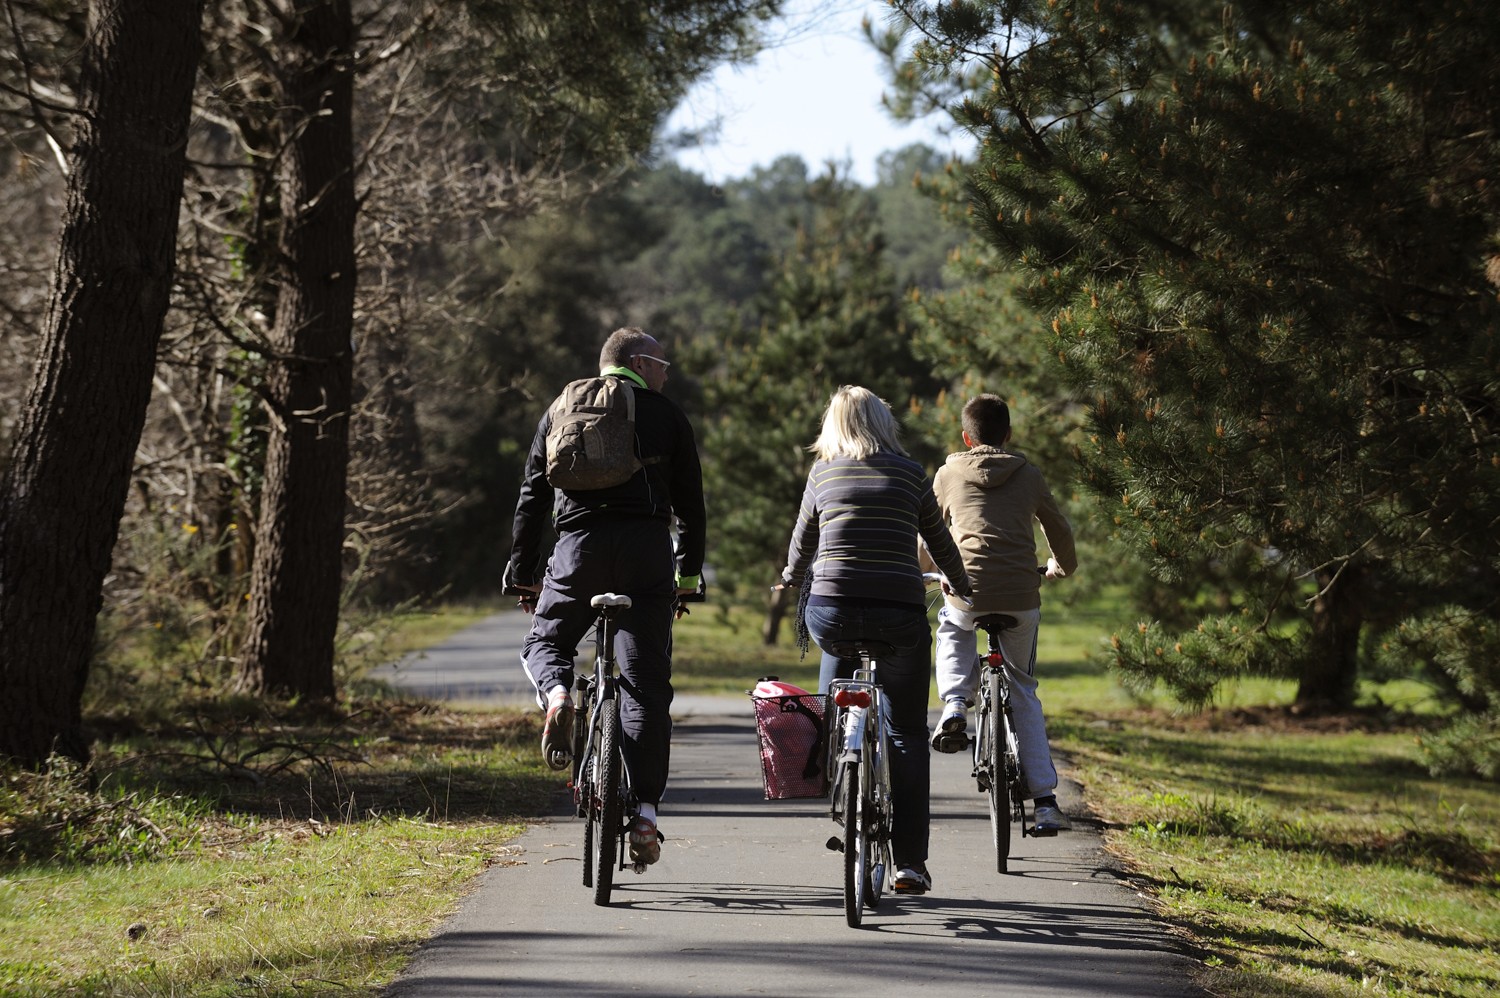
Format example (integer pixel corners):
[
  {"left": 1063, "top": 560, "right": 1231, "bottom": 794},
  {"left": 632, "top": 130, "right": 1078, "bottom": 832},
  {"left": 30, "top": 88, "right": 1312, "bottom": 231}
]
[{"left": 750, "top": 682, "right": 830, "bottom": 800}]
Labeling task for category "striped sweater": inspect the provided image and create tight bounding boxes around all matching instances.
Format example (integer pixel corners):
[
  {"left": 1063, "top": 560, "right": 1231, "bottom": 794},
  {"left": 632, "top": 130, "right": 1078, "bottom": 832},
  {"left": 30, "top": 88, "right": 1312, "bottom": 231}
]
[{"left": 781, "top": 453, "right": 972, "bottom": 607}]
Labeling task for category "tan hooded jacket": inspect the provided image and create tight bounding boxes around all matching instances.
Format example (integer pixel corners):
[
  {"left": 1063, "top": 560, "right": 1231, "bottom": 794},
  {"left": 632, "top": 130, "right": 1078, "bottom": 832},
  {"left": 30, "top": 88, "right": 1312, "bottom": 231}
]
[{"left": 929, "top": 445, "right": 1077, "bottom": 613}]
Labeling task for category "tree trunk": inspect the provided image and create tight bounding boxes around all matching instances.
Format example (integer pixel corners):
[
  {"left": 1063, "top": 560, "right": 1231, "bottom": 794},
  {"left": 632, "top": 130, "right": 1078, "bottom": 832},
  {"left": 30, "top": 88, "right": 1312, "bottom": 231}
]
[
  {"left": 762, "top": 583, "right": 790, "bottom": 646},
  {"left": 235, "top": 0, "right": 356, "bottom": 697},
  {"left": 1298, "top": 563, "right": 1363, "bottom": 712},
  {"left": 0, "top": 0, "right": 204, "bottom": 766}
]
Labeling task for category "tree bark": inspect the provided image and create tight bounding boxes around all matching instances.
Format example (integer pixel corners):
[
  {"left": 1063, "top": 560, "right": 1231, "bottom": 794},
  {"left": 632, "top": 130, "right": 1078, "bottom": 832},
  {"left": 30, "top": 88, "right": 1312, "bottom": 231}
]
[
  {"left": 1298, "top": 563, "right": 1363, "bottom": 712},
  {"left": 235, "top": 0, "right": 357, "bottom": 697},
  {"left": 762, "top": 583, "right": 790, "bottom": 646},
  {"left": 0, "top": 0, "right": 204, "bottom": 766}
]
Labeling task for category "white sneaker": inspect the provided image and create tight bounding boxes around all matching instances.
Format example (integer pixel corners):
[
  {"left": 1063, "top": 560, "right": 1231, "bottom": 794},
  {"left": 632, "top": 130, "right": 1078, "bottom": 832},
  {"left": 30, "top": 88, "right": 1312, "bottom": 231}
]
[
  {"left": 1033, "top": 804, "right": 1071, "bottom": 834},
  {"left": 893, "top": 865, "right": 932, "bottom": 894},
  {"left": 930, "top": 700, "right": 968, "bottom": 753}
]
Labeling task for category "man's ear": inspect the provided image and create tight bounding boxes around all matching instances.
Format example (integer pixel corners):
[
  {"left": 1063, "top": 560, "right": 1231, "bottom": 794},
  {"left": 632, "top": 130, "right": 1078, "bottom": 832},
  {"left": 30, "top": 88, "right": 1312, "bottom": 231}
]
[{"left": 962, "top": 430, "right": 975, "bottom": 449}]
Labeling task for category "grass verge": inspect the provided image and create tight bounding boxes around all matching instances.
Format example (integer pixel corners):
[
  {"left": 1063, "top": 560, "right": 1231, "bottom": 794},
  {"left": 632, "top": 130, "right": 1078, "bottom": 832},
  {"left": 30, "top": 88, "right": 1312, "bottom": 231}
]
[
  {"left": 1, "top": 817, "right": 515, "bottom": 996},
  {"left": 1054, "top": 709, "right": 1499, "bottom": 997},
  {"left": 2, "top": 697, "right": 556, "bottom": 996}
]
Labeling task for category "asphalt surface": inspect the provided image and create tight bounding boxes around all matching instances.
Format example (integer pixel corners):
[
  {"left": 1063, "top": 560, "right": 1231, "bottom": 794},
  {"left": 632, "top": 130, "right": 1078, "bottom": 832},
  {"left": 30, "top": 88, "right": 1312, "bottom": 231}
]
[
  {"left": 370, "top": 612, "right": 539, "bottom": 706},
  {"left": 379, "top": 612, "right": 1206, "bottom": 998}
]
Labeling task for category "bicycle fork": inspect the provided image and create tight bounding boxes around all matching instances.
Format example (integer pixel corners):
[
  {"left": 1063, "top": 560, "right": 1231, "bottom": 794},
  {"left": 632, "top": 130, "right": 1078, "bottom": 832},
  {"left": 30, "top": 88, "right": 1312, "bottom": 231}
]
[{"left": 570, "top": 672, "right": 599, "bottom": 817}]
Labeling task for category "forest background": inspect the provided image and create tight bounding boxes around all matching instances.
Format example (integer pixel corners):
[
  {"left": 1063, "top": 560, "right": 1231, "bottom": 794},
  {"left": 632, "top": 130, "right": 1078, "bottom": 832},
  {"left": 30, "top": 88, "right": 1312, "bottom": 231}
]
[{"left": 0, "top": 0, "right": 1496, "bottom": 784}]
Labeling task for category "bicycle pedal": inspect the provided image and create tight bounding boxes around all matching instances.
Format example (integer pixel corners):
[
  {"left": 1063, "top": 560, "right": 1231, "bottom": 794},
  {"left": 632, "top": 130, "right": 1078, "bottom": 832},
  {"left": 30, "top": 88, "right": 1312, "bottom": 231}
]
[
  {"left": 825, "top": 835, "right": 844, "bottom": 853},
  {"left": 1029, "top": 826, "right": 1060, "bottom": 838},
  {"left": 933, "top": 733, "right": 966, "bottom": 754}
]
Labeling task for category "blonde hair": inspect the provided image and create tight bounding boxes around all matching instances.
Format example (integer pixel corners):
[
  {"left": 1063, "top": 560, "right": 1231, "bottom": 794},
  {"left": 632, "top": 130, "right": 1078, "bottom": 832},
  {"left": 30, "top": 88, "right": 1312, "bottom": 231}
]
[{"left": 810, "top": 385, "right": 908, "bottom": 461}]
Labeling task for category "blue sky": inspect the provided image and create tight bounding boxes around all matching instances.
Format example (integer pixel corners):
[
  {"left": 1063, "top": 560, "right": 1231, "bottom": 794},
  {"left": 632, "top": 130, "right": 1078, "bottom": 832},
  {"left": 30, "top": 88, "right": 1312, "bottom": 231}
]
[{"left": 665, "top": 1, "right": 966, "bottom": 187}]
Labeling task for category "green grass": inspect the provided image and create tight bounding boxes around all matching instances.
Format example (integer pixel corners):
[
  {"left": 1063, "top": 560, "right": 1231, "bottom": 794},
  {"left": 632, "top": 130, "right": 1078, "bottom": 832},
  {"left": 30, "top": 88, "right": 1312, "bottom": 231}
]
[
  {"left": 2, "top": 697, "right": 556, "bottom": 996},
  {"left": 1055, "top": 714, "right": 1499, "bottom": 997},
  {"left": 671, "top": 603, "right": 821, "bottom": 694},
  {"left": 0, "top": 819, "right": 513, "bottom": 996}
]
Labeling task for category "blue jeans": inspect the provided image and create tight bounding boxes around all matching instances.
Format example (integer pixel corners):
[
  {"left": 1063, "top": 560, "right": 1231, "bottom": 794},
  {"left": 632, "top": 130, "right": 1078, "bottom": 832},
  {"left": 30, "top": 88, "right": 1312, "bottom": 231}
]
[{"left": 804, "top": 602, "right": 933, "bottom": 869}]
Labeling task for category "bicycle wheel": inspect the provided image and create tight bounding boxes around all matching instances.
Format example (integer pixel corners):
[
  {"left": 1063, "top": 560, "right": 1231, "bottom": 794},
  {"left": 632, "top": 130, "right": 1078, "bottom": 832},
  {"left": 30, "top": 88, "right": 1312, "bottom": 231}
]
[
  {"left": 582, "top": 802, "right": 594, "bottom": 888},
  {"left": 1003, "top": 701, "right": 1026, "bottom": 827},
  {"left": 987, "top": 668, "right": 1012, "bottom": 873},
  {"left": 862, "top": 738, "right": 886, "bottom": 910},
  {"left": 973, "top": 687, "right": 992, "bottom": 792},
  {"left": 578, "top": 689, "right": 595, "bottom": 888},
  {"left": 840, "top": 758, "right": 863, "bottom": 927},
  {"left": 591, "top": 696, "right": 623, "bottom": 906}
]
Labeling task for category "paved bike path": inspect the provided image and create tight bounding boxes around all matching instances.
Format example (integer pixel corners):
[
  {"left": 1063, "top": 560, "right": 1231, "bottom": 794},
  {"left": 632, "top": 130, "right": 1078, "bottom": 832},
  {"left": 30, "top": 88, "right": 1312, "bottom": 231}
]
[
  {"left": 370, "top": 612, "right": 538, "bottom": 705},
  {"left": 385, "top": 673, "right": 1206, "bottom": 996}
]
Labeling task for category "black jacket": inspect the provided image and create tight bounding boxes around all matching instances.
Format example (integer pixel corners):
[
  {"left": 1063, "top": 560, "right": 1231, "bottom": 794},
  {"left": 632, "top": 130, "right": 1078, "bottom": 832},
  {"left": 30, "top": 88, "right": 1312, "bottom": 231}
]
[{"left": 507, "top": 374, "right": 706, "bottom": 586}]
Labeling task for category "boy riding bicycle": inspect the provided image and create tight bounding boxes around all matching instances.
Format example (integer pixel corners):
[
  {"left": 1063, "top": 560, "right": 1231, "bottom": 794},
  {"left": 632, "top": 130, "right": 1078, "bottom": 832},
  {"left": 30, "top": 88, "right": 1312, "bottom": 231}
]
[{"left": 927, "top": 394, "right": 1077, "bottom": 833}]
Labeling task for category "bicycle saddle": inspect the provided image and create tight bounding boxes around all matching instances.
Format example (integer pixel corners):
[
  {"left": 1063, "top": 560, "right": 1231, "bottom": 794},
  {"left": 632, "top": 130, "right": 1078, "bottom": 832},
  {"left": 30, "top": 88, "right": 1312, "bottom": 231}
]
[
  {"left": 590, "top": 593, "right": 633, "bottom": 609},
  {"left": 826, "top": 639, "right": 897, "bottom": 660},
  {"left": 974, "top": 614, "right": 1018, "bottom": 633}
]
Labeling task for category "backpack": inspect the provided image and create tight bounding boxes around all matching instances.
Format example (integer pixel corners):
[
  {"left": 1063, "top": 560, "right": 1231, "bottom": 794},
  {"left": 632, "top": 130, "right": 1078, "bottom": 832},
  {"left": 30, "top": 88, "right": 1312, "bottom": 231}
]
[{"left": 543, "top": 376, "right": 643, "bottom": 490}]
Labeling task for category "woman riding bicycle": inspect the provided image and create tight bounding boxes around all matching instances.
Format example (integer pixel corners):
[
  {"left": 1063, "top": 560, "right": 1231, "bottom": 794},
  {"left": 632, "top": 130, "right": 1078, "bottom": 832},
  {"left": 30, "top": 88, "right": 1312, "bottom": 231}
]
[{"left": 779, "top": 385, "right": 972, "bottom": 896}]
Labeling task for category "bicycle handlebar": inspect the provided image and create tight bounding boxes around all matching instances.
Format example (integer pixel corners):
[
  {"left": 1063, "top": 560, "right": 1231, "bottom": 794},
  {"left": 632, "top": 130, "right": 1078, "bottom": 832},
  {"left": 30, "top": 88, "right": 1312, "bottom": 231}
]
[
  {"left": 921, "top": 568, "right": 1049, "bottom": 585},
  {"left": 501, "top": 583, "right": 708, "bottom": 603}
]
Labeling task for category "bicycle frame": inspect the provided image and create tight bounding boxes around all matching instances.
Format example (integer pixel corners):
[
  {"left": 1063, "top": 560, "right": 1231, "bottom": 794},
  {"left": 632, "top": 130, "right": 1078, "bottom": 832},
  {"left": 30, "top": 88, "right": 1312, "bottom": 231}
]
[
  {"left": 826, "top": 657, "right": 894, "bottom": 928},
  {"left": 922, "top": 571, "right": 1055, "bottom": 873},
  {"left": 571, "top": 587, "right": 702, "bottom": 905},
  {"left": 572, "top": 607, "right": 626, "bottom": 803},
  {"left": 972, "top": 618, "right": 1038, "bottom": 874},
  {"left": 573, "top": 596, "right": 636, "bottom": 905}
]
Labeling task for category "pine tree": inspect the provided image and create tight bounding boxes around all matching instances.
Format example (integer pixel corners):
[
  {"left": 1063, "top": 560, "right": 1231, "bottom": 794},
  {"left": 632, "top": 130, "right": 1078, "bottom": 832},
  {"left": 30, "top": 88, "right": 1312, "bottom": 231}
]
[
  {"left": 888, "top": 0, "right": 1500, "bottom": 721},
  {"left": 696, "top": 170, "right": 942, "bottom": 636},
  {"left": 0, "top": 0, "right": 204, "bottom": 765}
]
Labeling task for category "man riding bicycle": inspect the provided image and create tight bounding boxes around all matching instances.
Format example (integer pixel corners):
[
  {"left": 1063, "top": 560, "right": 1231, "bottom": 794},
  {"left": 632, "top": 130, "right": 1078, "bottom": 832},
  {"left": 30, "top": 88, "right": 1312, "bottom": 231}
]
[{"left": 503, "top": 327, "right": 706, "bottom": 867}]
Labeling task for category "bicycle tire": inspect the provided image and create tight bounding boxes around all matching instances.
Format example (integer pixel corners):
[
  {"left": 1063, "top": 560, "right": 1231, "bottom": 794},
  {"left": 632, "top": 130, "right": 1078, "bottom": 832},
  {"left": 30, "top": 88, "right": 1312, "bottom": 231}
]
[
  {"left": 841, "top": 758, "right": 863, "bottom": 927},
  {"left": 582, "top": 799, "right": 594, "bottom": 888},
  {"left": 578, "top": 688, "right": 595, "bottom": 889},
  {"left": 973, "top": 686, "right": 992, "bottom": 792},
  {"left": 571, "top": 681, "right": 591, "bottom": 809},
  {"left": 591, "top": 695, "right": 623, "bottom": 907},
  {"left": 1004, "top": 700, "right": 1026, "bottom": 827},
  {"left": 987, "top": 667, "right": 1011, "bottom": 873},
  {"left": 863, "top": 736, "right": 886, "bottom": 910}
]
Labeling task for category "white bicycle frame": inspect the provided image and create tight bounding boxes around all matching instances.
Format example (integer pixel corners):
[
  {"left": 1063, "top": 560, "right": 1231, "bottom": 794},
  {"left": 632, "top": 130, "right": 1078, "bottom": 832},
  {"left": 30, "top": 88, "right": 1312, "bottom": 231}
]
[{"left": 828, "top": 667, "right": 894, "bottom": 848}]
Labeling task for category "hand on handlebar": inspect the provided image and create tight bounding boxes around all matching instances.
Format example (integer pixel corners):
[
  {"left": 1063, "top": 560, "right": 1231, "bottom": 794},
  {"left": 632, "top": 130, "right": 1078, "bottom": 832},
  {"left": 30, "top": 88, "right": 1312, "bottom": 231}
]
[
  {"left": 1043, "top": 557, "right": 1067, "bottom": 580},
  {"left": 502, "top": 582, "right": 541, "bottom": 613},
  {"left": 921, "top": 571, "right": 973, "bottom": 607},
  {"left": 674, "top": 582, "right": 707, "bottom": 619}
]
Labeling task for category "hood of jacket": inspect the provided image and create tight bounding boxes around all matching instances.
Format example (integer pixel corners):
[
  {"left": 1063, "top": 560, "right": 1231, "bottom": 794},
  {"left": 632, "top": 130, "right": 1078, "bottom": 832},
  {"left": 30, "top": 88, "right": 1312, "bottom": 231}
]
[{"left": 943, "top": 445, "right": 1028, "bottom": 489}]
